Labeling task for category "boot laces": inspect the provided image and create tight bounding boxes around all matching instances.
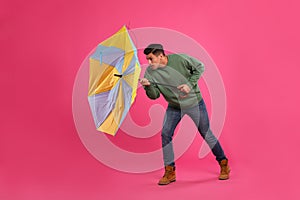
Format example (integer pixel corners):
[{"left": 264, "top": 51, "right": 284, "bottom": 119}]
[
  {"left": 163, "top": 170, "right": 172, "bottom": 177},
  {"left": 221, "top": 165, "right": 227, "bottom": 174},
  {"left": 163, "top": 167, "right": 174, "bottom": 177}
]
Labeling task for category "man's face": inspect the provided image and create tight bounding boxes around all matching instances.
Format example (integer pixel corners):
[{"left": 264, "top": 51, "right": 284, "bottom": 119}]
[{"left": 146, "top": 53, "right": 163, "bottom": 70}]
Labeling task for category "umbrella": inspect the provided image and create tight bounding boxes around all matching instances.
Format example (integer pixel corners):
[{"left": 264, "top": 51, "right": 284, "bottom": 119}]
[{"left": 88, "top": 26, "right": 141, "bottom": 136}]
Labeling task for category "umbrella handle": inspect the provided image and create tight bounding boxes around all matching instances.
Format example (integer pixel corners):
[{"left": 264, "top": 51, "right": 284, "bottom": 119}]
[{"left": 114, "top": 74, "right": 123, "bottom": 78}]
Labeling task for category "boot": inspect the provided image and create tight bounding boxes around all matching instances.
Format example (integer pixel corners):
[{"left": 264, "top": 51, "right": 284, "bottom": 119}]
[
  {"left": 219, "top": 159, "right": 230, "bottom": 180},
  {"left": 158, "top": 166, "right": 176, "bottom": 185}
]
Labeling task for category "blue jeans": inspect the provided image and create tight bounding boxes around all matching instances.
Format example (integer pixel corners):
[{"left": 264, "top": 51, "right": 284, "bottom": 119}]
[{"left": 161, "top": 99, "right": 227, "bottom": 167}]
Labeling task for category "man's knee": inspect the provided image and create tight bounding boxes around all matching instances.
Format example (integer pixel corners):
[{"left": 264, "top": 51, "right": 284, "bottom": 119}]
[
  {"left": 199, "top": 124, "right": 210, "bottom": 136},
  {"left": 161, "top": 129, "right": 173, "bottom": 147},
  {"left": 202, "top": 129, "right": 218, "bottom": 145}
]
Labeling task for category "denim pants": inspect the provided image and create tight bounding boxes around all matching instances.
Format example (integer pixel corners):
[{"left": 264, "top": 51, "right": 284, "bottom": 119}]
[{"left": 162, "top": 99, "right": 227, "bottom": 167}]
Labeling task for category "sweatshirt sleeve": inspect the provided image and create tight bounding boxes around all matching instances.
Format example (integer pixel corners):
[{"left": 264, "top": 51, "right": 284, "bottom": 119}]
[
  {"left": 143, "top": 70, "right": 160, "bottom": 100},
  {"left": 183, "top": 55, "right": 205, "bottom": 87}
]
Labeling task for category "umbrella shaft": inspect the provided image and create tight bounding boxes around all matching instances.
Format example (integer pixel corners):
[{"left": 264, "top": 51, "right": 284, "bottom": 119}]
[
  {"left": 149, "top": 81, "right": 177, "bottom": 88},
  {"left": 149, "top": 81, "right": 200, "bottom": 94}
]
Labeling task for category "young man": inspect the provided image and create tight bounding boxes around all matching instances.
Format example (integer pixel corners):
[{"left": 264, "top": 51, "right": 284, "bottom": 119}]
[{"left": 140, "top": 44, "right": 230, "bottom": 185}]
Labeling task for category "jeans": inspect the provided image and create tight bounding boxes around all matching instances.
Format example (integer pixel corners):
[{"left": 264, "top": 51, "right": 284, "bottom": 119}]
[{"left": 161, "top": 99, "right": 227, "bottom": 167}]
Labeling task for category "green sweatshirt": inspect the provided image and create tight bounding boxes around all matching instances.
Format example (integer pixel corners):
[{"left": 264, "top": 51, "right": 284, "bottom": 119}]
[{"left": 143, "top": 54, "right": 204, "bottom": 109}]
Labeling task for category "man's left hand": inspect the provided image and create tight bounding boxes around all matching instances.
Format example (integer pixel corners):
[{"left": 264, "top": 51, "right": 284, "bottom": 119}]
[{"left": 177, "top": 84, "right": 191, "bottom": 98}]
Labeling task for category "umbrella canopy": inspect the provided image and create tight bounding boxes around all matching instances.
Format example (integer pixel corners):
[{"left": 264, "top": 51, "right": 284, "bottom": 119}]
[{"left": 88, "top": 26, "right": 141, "bottom": 135}]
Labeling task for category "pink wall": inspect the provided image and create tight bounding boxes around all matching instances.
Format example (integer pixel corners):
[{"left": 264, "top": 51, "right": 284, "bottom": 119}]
[{"left": 1, "top": 0, "right": 300, "bottom": 199}]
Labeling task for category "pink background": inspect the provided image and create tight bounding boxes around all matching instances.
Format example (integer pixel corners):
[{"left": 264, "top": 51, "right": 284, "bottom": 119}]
[{"left": 1, "top": 0, "right": 300, "bottom": 199}]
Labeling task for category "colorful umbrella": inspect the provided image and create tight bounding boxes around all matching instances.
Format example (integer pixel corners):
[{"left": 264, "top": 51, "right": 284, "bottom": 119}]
[{"left": 88, "top": 26, "right": 141, "bottom": 136}]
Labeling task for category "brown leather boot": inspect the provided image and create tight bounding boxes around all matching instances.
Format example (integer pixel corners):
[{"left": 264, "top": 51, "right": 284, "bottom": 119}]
[
  {"left": 158, "top": 166, "right": 176, "bottom": 185},
  {"left": 219, "top": 159, "right": 230, "bottom": 180}
]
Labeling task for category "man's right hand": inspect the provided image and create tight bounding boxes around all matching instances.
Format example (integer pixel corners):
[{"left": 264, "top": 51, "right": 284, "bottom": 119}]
[{"left": 139, "top": 78, "right": 151, "bottom": 86}]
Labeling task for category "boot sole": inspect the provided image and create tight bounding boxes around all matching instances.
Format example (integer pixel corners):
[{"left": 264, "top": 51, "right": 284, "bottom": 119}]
[
  {"left": 158, "top": 179, "right": 176, "bottom": 185},
  {"left": 218, "top": 177, "right": 229, "bottom": 180}
]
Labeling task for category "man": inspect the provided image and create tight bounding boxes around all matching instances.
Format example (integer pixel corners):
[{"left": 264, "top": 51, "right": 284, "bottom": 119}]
[{"left": 140, "top": 44, "right": 230, "bottom": 185}]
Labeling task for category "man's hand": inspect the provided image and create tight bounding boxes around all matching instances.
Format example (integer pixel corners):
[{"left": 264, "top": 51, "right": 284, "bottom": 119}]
[
  {"left": 177, "top": 84, "right": 191, "bottom": 98},
  {"left": 139, "top": 78, "right": 151, "bottom": 86}
]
